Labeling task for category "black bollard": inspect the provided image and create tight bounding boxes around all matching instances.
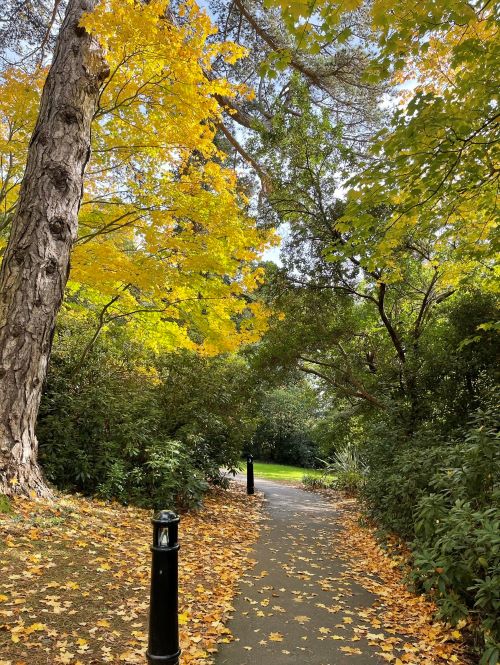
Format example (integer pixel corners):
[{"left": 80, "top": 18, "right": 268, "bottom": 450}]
[
  {"left": 146, "top": 510, "right": 181, "bottom": 665},
  {"left": 247, "top": 454, "right": 254, "bottom": 495}
]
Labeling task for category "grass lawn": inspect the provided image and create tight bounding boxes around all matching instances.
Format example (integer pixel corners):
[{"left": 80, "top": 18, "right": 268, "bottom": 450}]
[{"left": 249, "top": 460, "right": 330, "bottom": 482}]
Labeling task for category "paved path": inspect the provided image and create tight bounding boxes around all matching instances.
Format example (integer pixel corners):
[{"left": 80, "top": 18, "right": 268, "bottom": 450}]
[{"left": 215, "top": 476, "right": 383, "bottom": 665}]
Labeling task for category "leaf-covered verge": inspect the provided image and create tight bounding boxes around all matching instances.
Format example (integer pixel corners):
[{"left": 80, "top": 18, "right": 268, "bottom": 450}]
[
  {"left": 302, "top": 414, "right": 499, "bottom": 664},
  {"left": 332, "top": 495, "right": 473, "bottom": 665},
  {"left": 0, "top": 486, "right": 262, "bottom": 664}
]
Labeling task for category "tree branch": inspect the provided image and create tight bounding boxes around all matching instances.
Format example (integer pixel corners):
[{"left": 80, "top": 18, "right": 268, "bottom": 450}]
[{"left": 217, "top": 122, "right": 272, "bottom": 194}]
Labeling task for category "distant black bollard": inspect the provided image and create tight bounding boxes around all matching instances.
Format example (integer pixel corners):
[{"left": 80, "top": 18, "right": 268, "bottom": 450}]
[
  {"left": 247, "top": 454, "right": 254, "bottom": 495},
  {"left": 146, "top": 510, "right": 181, "bottom": 665}
]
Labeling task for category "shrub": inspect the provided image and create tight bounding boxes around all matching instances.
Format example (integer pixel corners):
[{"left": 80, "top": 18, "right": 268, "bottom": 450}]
[
  {"left": 302, "top": 473, "right": 332, "bottom": 490},
  {"left": 98, "top": 440, "right": 208, "bottom": 510},
  {"left": 411, "top": 393, "right": 500, "bottom": 656},
  {"left": 38, "top": 320, "right": 256, "bottom": 510},
  {"left": 412, "top": 497, "right": 500, "bottom": 655},
  {"left": 360, "top": 386, "right": 499, "bottom": 660},
  {"left": 362, "top": 427, "right": 447, "bottom": 538},
  {"left": 332, "top": 470, "right": 365, "bottom": 495},
  {"left": 318, "top": 443, "right": 367, "bottom": 495}
]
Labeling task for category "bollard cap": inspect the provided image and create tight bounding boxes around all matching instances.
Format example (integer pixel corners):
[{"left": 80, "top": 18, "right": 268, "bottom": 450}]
[{"left": 152, "top": 510, "right": 180, "bottom": 526}]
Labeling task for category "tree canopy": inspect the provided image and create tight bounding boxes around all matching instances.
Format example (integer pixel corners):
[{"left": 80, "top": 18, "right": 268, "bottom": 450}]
[
  {"left": 0, "top": 0, "right": 498, "bottom": 658},
  {"left": 0, "top": 0, "right": 276, "bottom": 359}
]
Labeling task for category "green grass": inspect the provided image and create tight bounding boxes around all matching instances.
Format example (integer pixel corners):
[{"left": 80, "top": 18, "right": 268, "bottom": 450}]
[{"left": 247, "top": 461, "right": 329, "bottom": 482}]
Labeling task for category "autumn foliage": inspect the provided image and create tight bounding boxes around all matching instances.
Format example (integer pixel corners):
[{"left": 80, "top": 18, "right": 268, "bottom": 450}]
[
  {"left": 0, "top": 0, "right": 275, "bottom": 357},
  {"left": 0, "top": 0, "right": 497, "bottom": 661},
  {"left": 0, "top": 486, "right": 262, "bottom": 664}
]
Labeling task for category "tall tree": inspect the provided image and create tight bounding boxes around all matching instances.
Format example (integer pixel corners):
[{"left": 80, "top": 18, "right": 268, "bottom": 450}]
[
  {"left": 0, "top": 5, "right": 274, "bottom": 361},
  {"left": 0, "top": 0, "right": 108, "bottom": 496},
  {"left": 206, "top": 0, "right": 382, "bottom": 192},
  {"left": 0, "top": 0, "right": 275, "bottom": 497},
  {"left": 251, "top": 83, "right": 475, "bottom": 421}
]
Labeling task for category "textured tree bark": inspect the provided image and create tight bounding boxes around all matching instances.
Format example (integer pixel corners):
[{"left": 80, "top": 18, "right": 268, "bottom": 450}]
[{"left": 0, "top": 0, "right": 109, "bottom": 497}]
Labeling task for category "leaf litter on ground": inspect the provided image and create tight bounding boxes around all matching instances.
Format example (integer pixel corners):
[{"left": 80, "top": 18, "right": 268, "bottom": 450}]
[
  {"left": 1, "top": 486, "right": 473, "bottom": 664},
  {"left": 0, "top": 485, "right": 262, "bottom": 664},
  {"left": 331, "top": 494, "right": 471, "bottom": 664}
]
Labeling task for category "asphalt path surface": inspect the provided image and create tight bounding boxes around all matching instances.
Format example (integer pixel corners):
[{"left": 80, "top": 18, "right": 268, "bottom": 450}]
[{"left": 215, "top": 475, "right": 384, "bottom": 665}]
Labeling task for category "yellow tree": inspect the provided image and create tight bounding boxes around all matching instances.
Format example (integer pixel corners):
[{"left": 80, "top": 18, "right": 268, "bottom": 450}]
[{"left": 0, "top": 0, "right": 274, "bottom": 496}]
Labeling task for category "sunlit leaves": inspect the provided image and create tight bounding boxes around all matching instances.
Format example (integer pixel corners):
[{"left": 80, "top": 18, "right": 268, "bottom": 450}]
[
  {"left": 76, "top": 0, "right": 276, "bottom": 354},
  {"left": 0, "top": 1, "right": 277, "bottom": 357},
  {"left": 260, "top": 0, "right": 498, "bottom": 297},
  {"left": 0, "top": 68, "right": 46, "bottom": 248}
]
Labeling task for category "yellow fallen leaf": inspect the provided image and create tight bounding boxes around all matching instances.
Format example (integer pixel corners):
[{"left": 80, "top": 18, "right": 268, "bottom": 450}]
[
  {"left": 25, "top": 623, "right": 46, "bottom": 635},
  {"left": 97, "top": 563, "right": 111, "bottom": 571}
]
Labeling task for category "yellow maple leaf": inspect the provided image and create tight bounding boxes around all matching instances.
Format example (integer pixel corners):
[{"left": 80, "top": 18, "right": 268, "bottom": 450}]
[
  {"left": 294, "top": 615, "right": 310, "bottom": 623},
  {"left": 25, "top": 623, "right": 46, "bottom": 635},
  {"left": 97, "top": 563, "right": 111, "bottom": 571},
  {"left": 97, "top": 619, "right": 110, "bottom": 628}
]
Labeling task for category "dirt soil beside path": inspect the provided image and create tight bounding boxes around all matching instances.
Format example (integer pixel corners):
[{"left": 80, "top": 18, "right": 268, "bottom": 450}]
[
  {"left": 216, "top": 476, "right": 471, "bottom": 665},
  {"left": 0, "top": 485, "right": 262, "bottom": 665}
]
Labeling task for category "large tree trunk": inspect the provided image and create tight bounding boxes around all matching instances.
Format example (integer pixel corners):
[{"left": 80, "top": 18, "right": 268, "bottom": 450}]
[{"left": 0, "top": 0, "right": 109, "bottom": 497}]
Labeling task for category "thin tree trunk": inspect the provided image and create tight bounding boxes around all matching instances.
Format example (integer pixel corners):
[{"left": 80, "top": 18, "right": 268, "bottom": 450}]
[{"left": 0, "top": 0, "right": 109, "bottom": 497}]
